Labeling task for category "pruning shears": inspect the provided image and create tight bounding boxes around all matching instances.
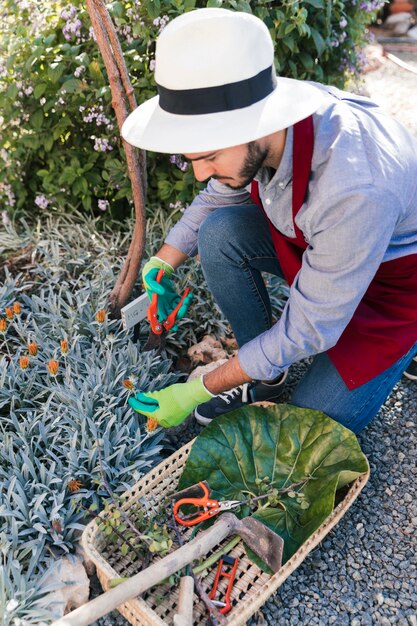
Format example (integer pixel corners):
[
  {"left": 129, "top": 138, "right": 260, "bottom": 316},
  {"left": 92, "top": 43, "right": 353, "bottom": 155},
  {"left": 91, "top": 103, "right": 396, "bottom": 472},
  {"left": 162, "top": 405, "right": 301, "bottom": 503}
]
[
  {"left": 148, "top": 268, "right": 191, "bottom": 334},
  {"left": 172, "top": 481, "right": 250, "bottom": 527},
  {"left": 143, "top": 268, "right": 191, "bottom": 352},
  {"left": 209, "top": 555, "right": 239, "bottom": 614}
]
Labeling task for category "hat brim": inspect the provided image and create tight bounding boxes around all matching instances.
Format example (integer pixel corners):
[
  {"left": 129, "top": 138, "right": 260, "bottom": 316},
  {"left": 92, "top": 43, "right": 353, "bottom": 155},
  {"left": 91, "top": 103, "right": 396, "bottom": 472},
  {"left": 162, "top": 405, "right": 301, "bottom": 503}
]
[{"left": 121, "top": 77, "right": 324, "bottom": 154}]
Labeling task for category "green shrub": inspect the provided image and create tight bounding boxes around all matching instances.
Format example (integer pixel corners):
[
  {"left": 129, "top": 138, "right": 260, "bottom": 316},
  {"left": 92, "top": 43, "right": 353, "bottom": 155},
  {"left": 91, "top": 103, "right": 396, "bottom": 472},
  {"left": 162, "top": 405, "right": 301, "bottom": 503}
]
[{"left": 0, "top": 0, "right": 384, "bottom": 219}]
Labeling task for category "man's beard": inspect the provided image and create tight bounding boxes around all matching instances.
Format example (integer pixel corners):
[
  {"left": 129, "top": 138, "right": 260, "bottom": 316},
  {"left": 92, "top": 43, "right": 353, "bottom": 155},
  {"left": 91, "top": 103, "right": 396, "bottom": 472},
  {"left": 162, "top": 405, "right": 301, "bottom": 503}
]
[{"left": 224, "top": 141, "right": 268, "bottom": 190}]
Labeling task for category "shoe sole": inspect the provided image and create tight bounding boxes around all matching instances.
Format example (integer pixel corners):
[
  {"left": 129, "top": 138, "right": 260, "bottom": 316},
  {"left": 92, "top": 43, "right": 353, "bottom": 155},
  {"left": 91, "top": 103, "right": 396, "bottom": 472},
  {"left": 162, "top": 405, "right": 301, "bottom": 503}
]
[
  {"left": 194, "top": 370, "right": 288, "bottom": 426},
  {"left": 194, "top": 411, "right": 215, "bottom": 426},
  {"left": 404, "top": 371, "right": 417, "bottom": 381}
]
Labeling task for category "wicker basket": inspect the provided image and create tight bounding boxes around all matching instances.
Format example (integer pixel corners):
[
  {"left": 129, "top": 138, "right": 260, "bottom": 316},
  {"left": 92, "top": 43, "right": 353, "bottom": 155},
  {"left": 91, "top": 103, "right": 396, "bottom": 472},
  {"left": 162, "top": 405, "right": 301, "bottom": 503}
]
[{"left": 83, "top": 440, "right": 369, "bottom": 626}]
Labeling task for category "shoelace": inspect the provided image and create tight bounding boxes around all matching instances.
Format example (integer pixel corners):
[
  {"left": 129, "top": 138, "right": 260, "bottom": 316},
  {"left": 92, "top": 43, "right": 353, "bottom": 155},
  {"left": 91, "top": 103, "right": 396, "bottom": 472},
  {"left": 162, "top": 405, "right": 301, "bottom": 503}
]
[{"left": 218, "top": 385, "right": 245, "bottom": 405}]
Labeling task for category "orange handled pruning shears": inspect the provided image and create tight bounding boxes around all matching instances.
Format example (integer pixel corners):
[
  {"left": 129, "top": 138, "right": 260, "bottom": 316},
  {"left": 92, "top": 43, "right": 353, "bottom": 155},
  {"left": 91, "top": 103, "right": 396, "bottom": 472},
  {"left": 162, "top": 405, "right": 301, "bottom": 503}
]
[
  {"left": 147, "top": 268, "right": 191, "bottom": 335},
  {"left": 172, "top": 481, "right": 245, "bottom": 527},
  {"left": 209, "top": 555, "right": 239, "bottom": 614},
  {"left": 143, "top": 268, "right": 191, "bottom": 352}
]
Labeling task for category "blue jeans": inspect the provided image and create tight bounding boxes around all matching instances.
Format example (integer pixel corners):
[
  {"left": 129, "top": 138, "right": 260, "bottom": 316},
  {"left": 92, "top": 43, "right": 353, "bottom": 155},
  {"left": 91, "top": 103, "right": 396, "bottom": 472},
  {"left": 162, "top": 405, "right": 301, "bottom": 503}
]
[{"left": 198, "top": 204, "right": 416, "bottom": 434}]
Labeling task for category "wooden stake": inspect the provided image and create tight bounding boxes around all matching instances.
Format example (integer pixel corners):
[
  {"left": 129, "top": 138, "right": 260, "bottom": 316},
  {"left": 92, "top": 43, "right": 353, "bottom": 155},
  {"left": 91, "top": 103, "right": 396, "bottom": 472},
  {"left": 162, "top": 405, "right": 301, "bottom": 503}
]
[{"left": 85, "top": 0, "right": 147, "bottom": 317}]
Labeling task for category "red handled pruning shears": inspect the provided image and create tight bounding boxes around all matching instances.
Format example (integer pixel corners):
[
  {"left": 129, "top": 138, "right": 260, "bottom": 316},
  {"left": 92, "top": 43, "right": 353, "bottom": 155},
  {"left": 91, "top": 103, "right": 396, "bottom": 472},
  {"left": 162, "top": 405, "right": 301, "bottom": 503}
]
[
  {"left": 172, "top": 481, "right": 247, "bottom": 527},
  {"left": 209, "top": 555, "right": 239, "bottom": 614},
  {"left": 147, "top": 268, "right": 191, "bottom": 335},
  {"left": 143, "top": 268, "right": 191, "bottom": 352}
]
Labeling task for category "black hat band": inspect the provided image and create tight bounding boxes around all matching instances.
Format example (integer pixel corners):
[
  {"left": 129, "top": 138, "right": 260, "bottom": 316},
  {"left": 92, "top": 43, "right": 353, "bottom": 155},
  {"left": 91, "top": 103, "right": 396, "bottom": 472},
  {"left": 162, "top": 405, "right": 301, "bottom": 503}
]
[{"left": 156, "top": 65, "right": 277, "bottom": 116}]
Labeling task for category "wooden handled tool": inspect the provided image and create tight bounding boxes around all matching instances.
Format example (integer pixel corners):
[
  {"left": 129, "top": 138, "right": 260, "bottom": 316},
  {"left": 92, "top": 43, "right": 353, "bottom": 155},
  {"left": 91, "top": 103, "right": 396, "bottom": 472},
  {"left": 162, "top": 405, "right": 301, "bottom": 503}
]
[{"left": 51, "top": 513, "right": 283, "bottom": 626}]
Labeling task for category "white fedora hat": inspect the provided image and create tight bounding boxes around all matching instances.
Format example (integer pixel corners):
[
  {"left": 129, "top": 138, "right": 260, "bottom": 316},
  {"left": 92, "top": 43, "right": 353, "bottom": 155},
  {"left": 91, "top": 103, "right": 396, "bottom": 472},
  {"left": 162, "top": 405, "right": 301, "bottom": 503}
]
[{"left": 122, "top": 8, "right": 323, "bottom": 154}]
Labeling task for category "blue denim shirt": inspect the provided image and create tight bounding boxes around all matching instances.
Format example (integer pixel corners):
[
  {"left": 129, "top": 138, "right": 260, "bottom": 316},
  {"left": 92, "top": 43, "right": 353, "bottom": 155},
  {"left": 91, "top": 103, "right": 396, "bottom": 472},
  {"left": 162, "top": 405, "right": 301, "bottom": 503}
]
[{"left": 165, "top": 82, "right": 417, "bottom": 381}]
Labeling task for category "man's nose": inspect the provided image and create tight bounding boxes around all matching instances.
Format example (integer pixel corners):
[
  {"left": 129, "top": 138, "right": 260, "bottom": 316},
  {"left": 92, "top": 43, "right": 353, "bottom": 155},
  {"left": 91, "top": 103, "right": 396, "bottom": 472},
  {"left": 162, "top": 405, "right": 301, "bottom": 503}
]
[{"left": 192, "top": 161, "right": 215, "bottom": 182}]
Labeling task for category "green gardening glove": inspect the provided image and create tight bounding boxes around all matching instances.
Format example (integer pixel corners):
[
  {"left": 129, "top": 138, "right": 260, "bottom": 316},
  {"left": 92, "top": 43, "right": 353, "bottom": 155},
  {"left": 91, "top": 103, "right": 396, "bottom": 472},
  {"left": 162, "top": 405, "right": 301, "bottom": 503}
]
[
  {"left": 142, "top": 256, "right": 193, "bottom": 330},
  {"left": 128, "top": 377, "right": 213, "bottom": 428}
]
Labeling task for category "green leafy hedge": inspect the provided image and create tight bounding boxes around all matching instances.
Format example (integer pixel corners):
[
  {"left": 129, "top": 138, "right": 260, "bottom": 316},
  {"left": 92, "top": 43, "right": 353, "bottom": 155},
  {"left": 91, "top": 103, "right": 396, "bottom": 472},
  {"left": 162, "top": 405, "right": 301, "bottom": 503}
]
[{"left": 0, "top": 0, "right": 384, "bottom": 218}]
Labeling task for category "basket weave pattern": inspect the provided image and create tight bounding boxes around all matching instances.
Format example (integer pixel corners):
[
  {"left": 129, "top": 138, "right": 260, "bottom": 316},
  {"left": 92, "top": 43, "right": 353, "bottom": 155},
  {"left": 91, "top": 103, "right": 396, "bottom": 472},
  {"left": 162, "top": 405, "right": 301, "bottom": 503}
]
[{"left": 83, "top": 441, "right": 369, "bottom": 625}]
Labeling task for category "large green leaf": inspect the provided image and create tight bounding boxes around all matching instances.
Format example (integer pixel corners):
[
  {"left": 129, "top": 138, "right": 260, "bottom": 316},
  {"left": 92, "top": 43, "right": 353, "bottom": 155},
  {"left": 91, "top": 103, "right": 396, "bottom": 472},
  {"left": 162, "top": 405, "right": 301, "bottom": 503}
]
[{"left": 178, "top": 404, "right": 368, "bottom": 565}]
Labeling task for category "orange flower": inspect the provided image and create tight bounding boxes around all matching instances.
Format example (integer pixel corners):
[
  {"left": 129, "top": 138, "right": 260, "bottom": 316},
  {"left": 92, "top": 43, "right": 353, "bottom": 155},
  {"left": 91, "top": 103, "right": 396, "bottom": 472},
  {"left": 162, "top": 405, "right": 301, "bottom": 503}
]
[
  {"left": 27, "top": 341, "right": 38, "bottom": 356},
  {"left": 146, "top": 417, "right": 159, "bottom": 433},
  {"left": 60, "top": 339, "right": 69, "bottom": 354},
  {"left": 5, "top": 307, "right": 13, "bottom": 320},
  {"left": 47, "top": 359, "right": 59, "bottom": 376},
  {"left": 13, "top": 302, "right": 21, "bottom": 315},
  {"left": 95, "top": 309, "right": 107, "bottom": 324},
  {"left": 0, "top": 319, "right": 6, "bottom": 333},
  {"left": 68, "top": 479, "right": 84, "bottom": 493},
  {"left": 122, "top": 379, "right": 134, "bottom": 390},
  {"left": 19, "top": 356, "right": 30, "bottom": 370}
]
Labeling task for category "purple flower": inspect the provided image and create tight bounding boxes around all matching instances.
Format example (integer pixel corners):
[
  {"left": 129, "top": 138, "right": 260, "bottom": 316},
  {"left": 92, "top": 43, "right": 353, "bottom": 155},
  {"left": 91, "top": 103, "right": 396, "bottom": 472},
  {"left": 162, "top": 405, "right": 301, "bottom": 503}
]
[
  {"left": 152, "top": 15, "right": 170, "bottom": 33},
  {"left": 60, "top": 5, "right": 78, "bottom": 21},
  {"left": 0, "top": 183, "right": 16, "bottom": 207},
  {"left": 35, "top": 194, "right": 49, "bottom": 209},
  {"left": 98, "top": 199, "right": 109, "bottom": 211},
  {"left": 170, "top": 154, "right": 188, "bottom": 172},
  {"left": 89, "top": 26, "right": 97, "bottom": 41},
  {"left": 91, "top": 136, "right": 113, "bottom": 152}
]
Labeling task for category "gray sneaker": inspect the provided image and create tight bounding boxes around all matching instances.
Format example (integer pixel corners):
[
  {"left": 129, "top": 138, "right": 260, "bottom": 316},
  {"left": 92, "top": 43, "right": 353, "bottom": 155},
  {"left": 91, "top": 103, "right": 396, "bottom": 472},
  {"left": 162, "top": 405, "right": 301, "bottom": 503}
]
[{"left": 194, "top": 370, "right": 288, "bottom": 426}]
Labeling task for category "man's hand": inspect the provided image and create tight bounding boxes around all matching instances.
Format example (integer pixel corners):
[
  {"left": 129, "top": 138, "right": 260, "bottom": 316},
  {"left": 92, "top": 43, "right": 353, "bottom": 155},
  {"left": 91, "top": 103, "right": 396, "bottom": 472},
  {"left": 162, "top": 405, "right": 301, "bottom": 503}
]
[
  {"left": 142, "top": 256, "right": 193, "bottom": 329},
  {"left": 128, "top": 377, "right": 213, "bottom": 428}
]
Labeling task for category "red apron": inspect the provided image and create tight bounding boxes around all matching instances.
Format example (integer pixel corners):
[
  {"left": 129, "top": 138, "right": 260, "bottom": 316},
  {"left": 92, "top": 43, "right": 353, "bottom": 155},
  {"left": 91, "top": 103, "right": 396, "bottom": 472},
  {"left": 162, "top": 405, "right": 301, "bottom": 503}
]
[{"left": 251, "top": 116, "right": 417, "bottom": 389}]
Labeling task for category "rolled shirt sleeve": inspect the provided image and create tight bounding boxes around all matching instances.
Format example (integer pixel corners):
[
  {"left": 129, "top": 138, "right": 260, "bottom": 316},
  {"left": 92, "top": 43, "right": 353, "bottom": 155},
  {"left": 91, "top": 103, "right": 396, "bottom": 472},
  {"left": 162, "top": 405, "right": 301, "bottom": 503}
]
[{"left": 164, "top": 178, "right": 252, "bottom": 257}]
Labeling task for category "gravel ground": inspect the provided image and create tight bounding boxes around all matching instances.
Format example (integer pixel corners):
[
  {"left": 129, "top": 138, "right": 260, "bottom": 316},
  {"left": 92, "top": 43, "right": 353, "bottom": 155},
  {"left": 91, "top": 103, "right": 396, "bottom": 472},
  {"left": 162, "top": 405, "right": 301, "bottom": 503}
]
[{"left": 92, "top": 43, "right": 417, "bottom": 626}]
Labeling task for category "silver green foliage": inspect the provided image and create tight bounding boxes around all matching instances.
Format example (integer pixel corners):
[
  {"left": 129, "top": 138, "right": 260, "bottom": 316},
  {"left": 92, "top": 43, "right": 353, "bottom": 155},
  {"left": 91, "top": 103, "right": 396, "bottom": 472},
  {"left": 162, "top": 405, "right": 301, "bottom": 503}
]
[
  {"left": 0, "top": 212, "right": 184, "bottom": 619},
  {"left": 0, "top": 210, "right": 289, "bottom": 620}
]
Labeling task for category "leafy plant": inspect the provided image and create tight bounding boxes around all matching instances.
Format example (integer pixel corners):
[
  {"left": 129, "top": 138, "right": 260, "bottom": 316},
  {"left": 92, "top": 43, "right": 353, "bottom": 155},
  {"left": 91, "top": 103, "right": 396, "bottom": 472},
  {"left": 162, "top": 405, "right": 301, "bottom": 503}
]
[
  {"left": 0, "top": 549, "right": 62, "bottom": 626},
  {"left": 0, "top": 209, "right": 243, "bottom": 355},
  {"left": 178, "top": 403, "right": 369, "bottom": 566},
  {"left": 0, "top": 0, "right": 385, "bottom": 218},
  {"left": 0, "top": 213, "right": 188, "bottom": 582}
]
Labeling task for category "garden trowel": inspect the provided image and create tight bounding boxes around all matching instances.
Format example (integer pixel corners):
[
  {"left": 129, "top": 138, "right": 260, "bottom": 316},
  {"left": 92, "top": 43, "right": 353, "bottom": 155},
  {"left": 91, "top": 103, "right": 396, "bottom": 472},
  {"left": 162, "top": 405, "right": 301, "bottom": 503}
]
[{"left": 51, "top": 512, "right": 284, "bottom": 626}]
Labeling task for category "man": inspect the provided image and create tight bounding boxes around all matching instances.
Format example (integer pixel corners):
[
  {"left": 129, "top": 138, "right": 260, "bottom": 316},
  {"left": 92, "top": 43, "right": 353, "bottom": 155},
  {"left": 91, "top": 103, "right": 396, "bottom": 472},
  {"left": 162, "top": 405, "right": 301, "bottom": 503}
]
[{"left": 121, "top": 8, "right": 417, "bottom": 433}]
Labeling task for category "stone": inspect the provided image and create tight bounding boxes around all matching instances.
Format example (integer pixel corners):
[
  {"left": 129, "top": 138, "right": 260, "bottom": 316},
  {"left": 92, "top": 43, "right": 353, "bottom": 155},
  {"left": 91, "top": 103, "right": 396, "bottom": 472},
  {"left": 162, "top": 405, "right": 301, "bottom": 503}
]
[
  {"left": 383, "top": 12, "right": 413, "bottom": 36},
  {"left": 187, "top": 334, "right": 228, "bottom": 365},
  {"left": 39, "top": 556, "right": 90, "bottom": 618}
]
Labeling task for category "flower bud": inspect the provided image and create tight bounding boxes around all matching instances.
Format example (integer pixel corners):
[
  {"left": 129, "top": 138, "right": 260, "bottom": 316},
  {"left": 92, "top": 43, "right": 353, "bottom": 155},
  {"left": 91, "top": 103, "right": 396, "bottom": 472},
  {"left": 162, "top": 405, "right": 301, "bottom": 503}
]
[
  {"left": 28, "top": 341, "right": 38, "bottom": 356},
  {"left": 47, "top": 359, "right": 59, "bottom": 376},
  {"left": 146, "top": 417, "right": 159, "bottom": 432},
  {"left": 95, "top": 309, "right": 107, "bottom": 324},
  {"left": 68, "top": 479, "right": 83, "bottom": 493},
  {"left": 122, "top": 379, "right": 134, "bottom": 390},
  {"left": 13, "top": 302, "right": 22, "bottom": 315},
  {"left": 5, "top": 307, "right": 13, "bottom": 320},
  {"left": 19, "top": 356, "right": 30, "bottom": 370},
  {"left": 60, "top": 339, "right": 69, "bottom": 354},
  {"left": 0, "top": 319, "right": 6, "bottom": 333}
]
